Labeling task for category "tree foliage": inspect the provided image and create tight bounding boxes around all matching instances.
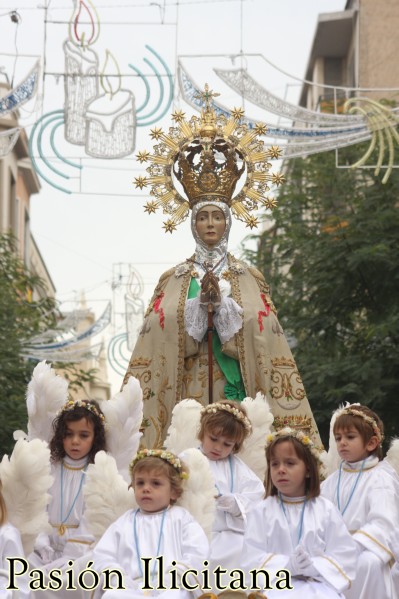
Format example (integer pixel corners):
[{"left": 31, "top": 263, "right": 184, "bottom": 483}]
[
  {"left": 0, "top": 233, "right": 97, "bottom": 456},
  {"left": 245, "top": 150, "right": 399, "bottom": 448}
]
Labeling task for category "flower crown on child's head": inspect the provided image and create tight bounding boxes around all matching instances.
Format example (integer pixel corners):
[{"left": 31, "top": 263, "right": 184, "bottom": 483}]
[
  {"left": 201, "top": 402, "right": 252, "bottom": 435},
  {"left": 129, "top": 449, "right": 189, "bottom": 480},
  {"left": 334, "top": 403, "right": 384, "bottom": 444},
  {"left": 57, "top": 399, "right": 105, "bottom": 423},
  {"left": 266, "top": 427, "right": 323, "bottom": 464}
]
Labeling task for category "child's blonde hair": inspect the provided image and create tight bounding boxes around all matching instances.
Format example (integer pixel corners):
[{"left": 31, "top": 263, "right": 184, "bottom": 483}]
[
  {"left": 130, "top": 452, "right": 187, "bottom": 504},
  {"left": 198, "top": 400, "right": 251, "bottom": 453},
  {"left": 0, "top": 482, "right": 7, "bottom": 526},
  {"left": 333, "top": 404, "right": 384, "bottom": 460}
]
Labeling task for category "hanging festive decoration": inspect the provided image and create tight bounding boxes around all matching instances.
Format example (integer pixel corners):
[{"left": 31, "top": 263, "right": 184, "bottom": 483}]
[
  {"left": 0, "top": 60, "right": 40, "bottom": 117},
  {"left": 22, "top": 302, "right": 111, "bottom": 363},
  {"left": 85, "top": 50, "right": 136, "bottom": 158},
  {"left": 63, "top": 0, "right": 100, "bottom": 145},
  {"left": 178, "top": 63, "right": 399, "bottom": 182},
  {"left": 107, "top": 265, "right": 145, "bottom": 377}
]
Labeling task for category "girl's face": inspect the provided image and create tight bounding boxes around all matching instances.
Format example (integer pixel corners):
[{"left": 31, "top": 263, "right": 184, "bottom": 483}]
[
  {"left": 134, "top": 469, "right": 177, "bottom": 513},
  {"left": 195, "top": 205, "right": 226, "bottom": 248},
  {"left": 269, "top": 440, "right": 308, "bottom": 498},
  {"left": 201, "top": 429, "right": 236, "bottom": 461},
  {"left": 334, "top": 426, "right": 378, "bottom": 463},
  {"left": 62, "top": 417, "right": 95, "bottom": 461}
]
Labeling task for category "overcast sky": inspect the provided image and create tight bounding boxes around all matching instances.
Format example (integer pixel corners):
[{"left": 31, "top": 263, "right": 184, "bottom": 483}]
[{"left": 0, "top": 0, "right": 346, "bottom": 389}]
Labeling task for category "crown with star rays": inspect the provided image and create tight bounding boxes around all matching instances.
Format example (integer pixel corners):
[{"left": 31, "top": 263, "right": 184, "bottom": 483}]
[{"left": 134, "top": 84, "right": 285, "bottom": 233}]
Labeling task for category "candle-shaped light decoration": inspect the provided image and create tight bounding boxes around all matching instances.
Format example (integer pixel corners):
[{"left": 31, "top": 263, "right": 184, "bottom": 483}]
[
  {"left": 85, "top": 50, "right": 136, "bottom": 158},
  {"left": 63, "top": 0, "right": 100, "bottom": 145}
]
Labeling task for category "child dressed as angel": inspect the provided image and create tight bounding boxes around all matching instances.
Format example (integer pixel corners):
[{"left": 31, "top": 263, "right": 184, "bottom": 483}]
[
  {"left": 197, "top": 401, "right": 264, "bottom": 574},
  {"left": 92, "top": 449, "right": 209, "bottom": 599},
  {"left": 30, "top": 398, "right": 107, "bottom": 570}
]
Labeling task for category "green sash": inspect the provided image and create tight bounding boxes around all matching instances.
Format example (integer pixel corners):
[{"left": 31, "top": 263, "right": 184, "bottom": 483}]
[{"left": 188, "top": 278, "right": 245, "bottom": 402}]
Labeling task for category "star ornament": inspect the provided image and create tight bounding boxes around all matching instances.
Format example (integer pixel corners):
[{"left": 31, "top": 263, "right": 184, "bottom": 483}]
[
  {"left": 268, "top": 145, "right": 283, "bottom": 159},
  {"left": 136, "top": 150, "right": 150, "bottom": 163},
  {"left": 246, "top": 216, "right": 259, "bottom": 229},
  {"left": 264, "top": 197, "right": 278, "bottom": 210},
  {"left": 150, "top": 127, "right": 163, "bottom": 140},
  {"left": 163, "top": 220, "right": 177, "bottom": 233},
  {"left": 134, "top": 176, "right": 147, "bottom": 189},
  {"left": 144, "top": 201, "right": 157, "bottom": 214},
  {"left": 255, "top": 123, "right": 268, "bottom": 136},
  {"left": 171, "top": 109, "right": 186, "bottom": 123},
  {"left": 231, "top": 107, "right": 245, "bottom": 121},
  {"left": 272, "top": 173, "right": 285, "bottom": 186}
]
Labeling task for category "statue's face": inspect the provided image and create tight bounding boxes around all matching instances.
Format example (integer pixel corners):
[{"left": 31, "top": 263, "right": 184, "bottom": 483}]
[{"left": 195, "top": 205, "right": 226, "bottom": 248}]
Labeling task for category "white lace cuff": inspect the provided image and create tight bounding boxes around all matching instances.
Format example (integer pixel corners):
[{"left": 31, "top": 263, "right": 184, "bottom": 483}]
[
  {"left": 214, "top": 296, "right": 243, "bottom": 343},
  {"left": 185, "top": 297, "right": 208, "bottom": 342}
]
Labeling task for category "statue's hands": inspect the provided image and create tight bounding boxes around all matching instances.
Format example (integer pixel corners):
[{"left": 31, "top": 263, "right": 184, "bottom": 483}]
[{"left": 200, "top": 271, "right": 221, "bottom": 307}]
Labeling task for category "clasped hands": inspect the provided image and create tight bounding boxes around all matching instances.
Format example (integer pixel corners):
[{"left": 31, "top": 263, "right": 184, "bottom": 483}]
[
  {"left": 287, "top": 545, "right": 319, "bottom": 579},
  {"left": 200, "top": 271, "right": 221, "bottom": 308}
]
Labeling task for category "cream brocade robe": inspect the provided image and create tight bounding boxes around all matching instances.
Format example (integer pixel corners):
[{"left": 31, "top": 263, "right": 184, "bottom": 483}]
[{"left": 123, "top": 254, "right": 321, "bottom": 449}]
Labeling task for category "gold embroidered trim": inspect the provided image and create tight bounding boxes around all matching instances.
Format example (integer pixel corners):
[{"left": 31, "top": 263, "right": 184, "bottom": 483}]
[
  {"left": 50, "top": 523, "right": 79, "bottom": 529},
  {"left": 354, "top": 530, "right": 395, "bottom": 561},
  {"left": 320, "top": 555, "right": 352, "bottom": 588},
  {"left": 342, "top": 463, "right": 378, "bottom": 473},
  {"left": 62, "top": 462, "right": 87, "bottom": 471},
  {"left": 176, "top": 268, "right": 193, "bottom": 404},
  {"left": 228, "top": 254, "right": 248, "bottom": 395},
  {"left": 260, "top": 553, "right": 275, "bottom": 569},
  {"left": 66, "top": 539, "right": 93, "bottom": 545},
  {"left": 280, "top": 499, "right": 306, "bottom": 505}
]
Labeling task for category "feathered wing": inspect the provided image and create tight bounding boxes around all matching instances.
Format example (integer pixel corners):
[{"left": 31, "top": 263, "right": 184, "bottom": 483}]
[
  {"left": 164, "top": 399, "right": 202, "bottom": 454},
  {"left": 83, "top": 451, "right": 136, "bottom": 543},
  {"left": 324, "top": 402, "right": 353, "bottom": 475},
  {"left": 0, "top": 438, "right": 53, "bottom": 555},
  {"left": 100, "top": 377, "right": 143, "bottom": 483},
  {"left": 25, "top": 361, "right": 69, "bottom": 442},
  {"left": 239, "top": 393, "right": 274, "bottom": 481},
  {"left": 177, "top": 448, "right": 216, "bottom": 540},
  {"left": 386, "top": 438, "right": 399, "bottom": 476}
]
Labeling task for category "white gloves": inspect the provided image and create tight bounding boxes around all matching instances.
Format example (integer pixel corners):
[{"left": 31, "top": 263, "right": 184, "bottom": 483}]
[
  {"left": 216, "top": 493, "right": 241, "bottom": 516},
  {"left": 287, "top": 546, "right": 319, "bottom": 578},
  {"left": 34, "top": 533, "right": 55, "bottom": 564}
]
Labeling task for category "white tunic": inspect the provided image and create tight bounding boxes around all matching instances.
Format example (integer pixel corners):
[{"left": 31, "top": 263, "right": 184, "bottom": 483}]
[
  {"left": 0, "top": 522, "right": 30, "bottom": 599},
  {"left": 92, "top": 506, "right": 209, "bottom": 599},
  {"left": 206, "top": 454, "right": 264, "bottom": 575},
  {"left": 30, "top": 455, "right": 94, "bottom": 569},
  {"left": 321, "top": 455, "right": 399, "bottom": 599},
  {"left": 241, "top": 495, "right": 357, "bottom": 598}
]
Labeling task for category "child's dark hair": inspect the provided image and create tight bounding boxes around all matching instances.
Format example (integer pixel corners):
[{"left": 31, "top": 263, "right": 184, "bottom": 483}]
[
  {"left": 333, "top": 404, "right": 384, "bottom": 460},
  {"left": 49, "top": 399, "right": 106, "bottom": 463},
  {"left": 198, "top": 400, "right": 251, "bottom": 453},
  {"left": 131, "top": 456, "right": 186, "bottom": 504},
  {"left": 265, "top": 434, "right": 320, "bottom": 499}
]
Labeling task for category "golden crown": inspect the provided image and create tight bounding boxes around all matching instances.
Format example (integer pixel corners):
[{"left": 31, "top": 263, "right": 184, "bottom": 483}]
[{"left": 134, "top": 84, "right": 284, "bottom": 233}]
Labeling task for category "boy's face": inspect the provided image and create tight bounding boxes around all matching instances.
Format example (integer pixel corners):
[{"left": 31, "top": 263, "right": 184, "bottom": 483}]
[
  {"left": 63, "top": 417, "right": 94, "bottom": 461},
  {"left": 201, "top": 429, "right": 236, "bottom": 461},
  {"left": 133, "top": 469, "right": 177, "bottom": 513},
  {"left": 334, "top": 426, "right": 378, "bottom": 462}
]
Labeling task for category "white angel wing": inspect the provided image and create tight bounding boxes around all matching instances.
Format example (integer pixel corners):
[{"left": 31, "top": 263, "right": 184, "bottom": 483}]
[
  {"left": 386, "top": 438, "right": 399, "bottom": 476},
  {"left": 0, "top": 438, "right": 53, "bottom": 554},
  {"left": 83, "top": 451, "right": 136, "bottom": 543},
  {"left": 25, "top": 361, "right": 69, "bottom": 442},
  {"left": 100, "top": 376, "right": 143, "bottom": 483},
  {"left": 177, "top": 448, "right": 216, "bottom": 540},
  {"left": 164, "top": 399, "right": 202, "bottom": 454},
  {"left": 239, "top": 393, "right": 274, "bottom": 481},
  {"left": 324, "top": 402, "right": 352, "bottom": 475}
]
